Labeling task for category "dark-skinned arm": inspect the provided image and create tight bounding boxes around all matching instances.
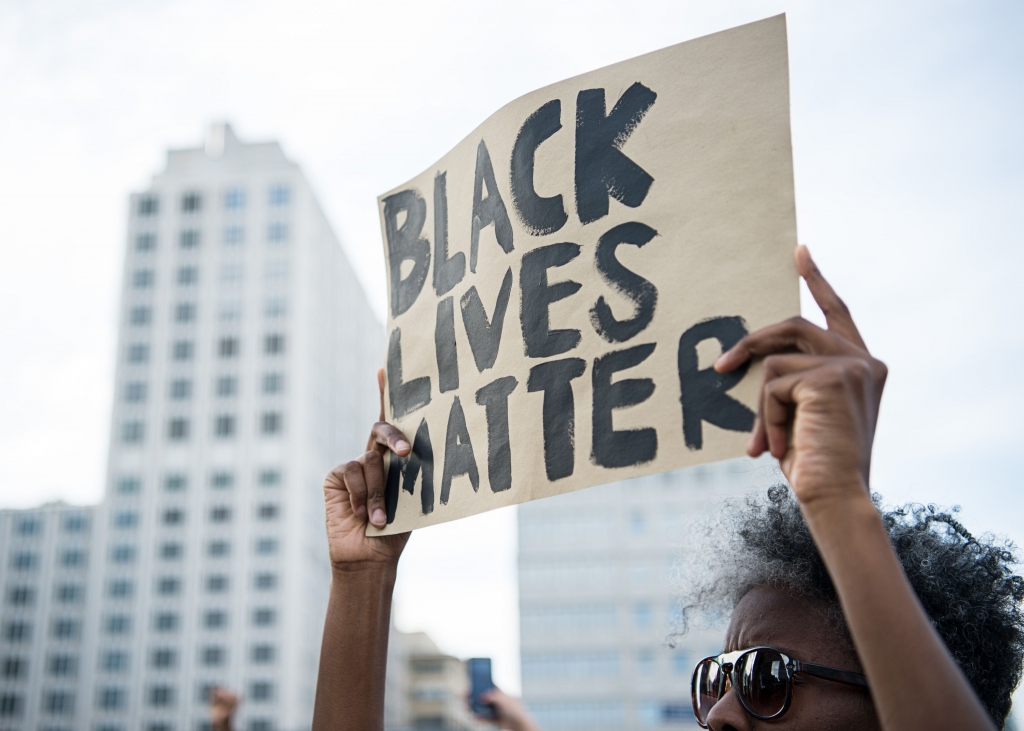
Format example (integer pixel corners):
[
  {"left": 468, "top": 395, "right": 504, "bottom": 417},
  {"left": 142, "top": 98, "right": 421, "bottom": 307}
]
[
  {"left": 312, "top": 370, "right": 412, "bottom": 731},
  {"left": 715, "top": 245, "right": 995, "bottom": 731}
]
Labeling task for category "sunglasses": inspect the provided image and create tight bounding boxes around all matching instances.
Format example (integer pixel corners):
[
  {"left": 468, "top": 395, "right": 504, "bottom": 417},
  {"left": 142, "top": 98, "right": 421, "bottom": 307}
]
[{"left": 691, "top": 646, "right": 868, "bottom": 727}]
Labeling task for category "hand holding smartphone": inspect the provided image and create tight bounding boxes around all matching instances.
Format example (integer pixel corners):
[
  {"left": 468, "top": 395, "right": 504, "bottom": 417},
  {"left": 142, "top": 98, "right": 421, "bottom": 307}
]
[{"left": 468, "top": 657, "right": 497, "bottom": 720}]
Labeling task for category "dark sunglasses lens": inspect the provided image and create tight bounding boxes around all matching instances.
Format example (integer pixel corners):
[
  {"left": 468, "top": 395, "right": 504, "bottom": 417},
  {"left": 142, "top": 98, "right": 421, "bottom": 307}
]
[
  {"left": 692, "top": 659, "right": 723, "bottom": 725},
  {"left": 735, "top": 649, "right": 789, "bottom": 718}
]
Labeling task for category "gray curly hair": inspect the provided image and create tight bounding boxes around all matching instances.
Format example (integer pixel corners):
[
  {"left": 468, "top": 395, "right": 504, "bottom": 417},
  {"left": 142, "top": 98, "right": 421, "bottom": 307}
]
[{"left": 673, "top": 485, "right": 1024, "bottom": 728}]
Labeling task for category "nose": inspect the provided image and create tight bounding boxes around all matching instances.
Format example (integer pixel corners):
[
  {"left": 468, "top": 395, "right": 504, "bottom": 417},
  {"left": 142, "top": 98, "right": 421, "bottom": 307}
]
[{"left": 705, "top": 688, "right": 753, "bottom": 731}]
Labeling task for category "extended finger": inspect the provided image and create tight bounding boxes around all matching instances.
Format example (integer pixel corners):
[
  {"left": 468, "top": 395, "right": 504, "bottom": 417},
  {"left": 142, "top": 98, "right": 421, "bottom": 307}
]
[
  {"left": 342, "top": 459, "right": 370, "bottom": 519},
  {"left": 795, "top": 245, "right": 867, "bottom": 350},
  {"left": 715, "top": 317, "right": 840, "bottom": 372},
  {"left": 359, "top": 450, "right": 388, "bottom": 528},
  {"left": 367, "top": 420, "right": 411, "bottom": 456},
  {"left": 377, "top": 367, "right": 386, "bottom": 421}
]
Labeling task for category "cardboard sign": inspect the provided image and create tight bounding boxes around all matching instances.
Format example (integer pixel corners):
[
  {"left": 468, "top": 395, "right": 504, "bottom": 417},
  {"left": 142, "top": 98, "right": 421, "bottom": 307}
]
[{"left": 371, "top": 15, "right": 799, "bottom": 535}]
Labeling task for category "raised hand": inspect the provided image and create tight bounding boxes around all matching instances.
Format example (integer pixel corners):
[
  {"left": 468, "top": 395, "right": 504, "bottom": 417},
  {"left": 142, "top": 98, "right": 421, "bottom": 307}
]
[
  {"left": 714, "top": 245, "right": 887, "bottom": 506},
  {"left": 322, "top": 368, "right": 412, "bottom": 568}
]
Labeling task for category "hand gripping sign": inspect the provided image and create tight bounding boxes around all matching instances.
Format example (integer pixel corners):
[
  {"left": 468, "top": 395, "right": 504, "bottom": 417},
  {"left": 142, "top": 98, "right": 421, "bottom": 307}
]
[{"left": 371, "top": 15, "right": 799, "bottom": 535}]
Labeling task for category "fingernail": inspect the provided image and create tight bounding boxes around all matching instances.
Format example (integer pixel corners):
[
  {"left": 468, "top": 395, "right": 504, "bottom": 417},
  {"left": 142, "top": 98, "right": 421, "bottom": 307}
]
[
  {"left": 372, "top": 508, "right": 386, "bottom": 526},
  {"left": 396, "top": 440, "right": 410, "bottom": 452}
]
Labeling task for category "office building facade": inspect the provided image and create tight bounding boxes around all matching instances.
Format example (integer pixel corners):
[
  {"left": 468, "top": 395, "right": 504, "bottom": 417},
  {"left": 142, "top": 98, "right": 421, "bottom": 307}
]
[{"left": 518, "top": 460, "right": 778, "bottom": 730}]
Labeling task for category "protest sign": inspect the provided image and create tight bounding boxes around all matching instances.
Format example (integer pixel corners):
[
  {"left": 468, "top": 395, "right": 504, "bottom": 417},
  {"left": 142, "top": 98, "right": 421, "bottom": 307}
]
[{"left": 371, "top": 15, "right": 799, "bottom": 535}]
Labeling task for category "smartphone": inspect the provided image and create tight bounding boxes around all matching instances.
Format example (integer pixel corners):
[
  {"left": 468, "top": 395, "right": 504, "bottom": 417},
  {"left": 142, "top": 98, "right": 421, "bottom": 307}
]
[{"left": 467, "top": 657, "right": 497, "bottom": 719}]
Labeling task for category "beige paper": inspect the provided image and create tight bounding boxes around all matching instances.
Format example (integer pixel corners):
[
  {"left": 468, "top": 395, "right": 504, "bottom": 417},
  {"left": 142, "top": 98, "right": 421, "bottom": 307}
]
[{"left": 370, "top": 15, "right": 799, "bottom": 535}]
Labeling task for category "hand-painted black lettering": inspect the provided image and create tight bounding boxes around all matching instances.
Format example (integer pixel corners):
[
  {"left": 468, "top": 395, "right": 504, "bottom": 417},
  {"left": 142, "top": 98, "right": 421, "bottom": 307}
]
[
  {"left": 471, "top": 140, "right": 514, "bottom": 273},
  {"left": 384, "top": 419, "right": 435, "bottom": 523},
  {"left": 460, "top": 268, "right": 513, "bottom": 372},
  {"left": 434, "top": 297, "right": 459, "bottom": 393},
  {"left": 511, "top": 100, "right": 568, "bottom": 236},
  {"left": 440, "top": 396, "right": 480, "bottom": 504},
  {"left": 575, "top": 83, "right": 657, "bottom": 225},
  {"left": 383, "top": 189, "right": 431, "bottom": 316},
  {"left": 387, "top": 327, "right": 431, "bottom": 418},
  {"left": 520, "top": 243, "right": 582, "bottom": 358},
  {"left": 475, "top": 376, "right": 519, "bottom": 493},
  {"left": 678, "top": 317, "right": 756, "bottom": 450},
  {"left": 432, "top": 172, "right": 464, "bottom": 296},
  {"left": 591, "top": 343, "right": 657, "bottom": 468},
  {"left": 590, "top": 222, "right": 658, "bottom": 343},
  {"left": 527, "top": 358, "right": 586, "bottom": 481}
]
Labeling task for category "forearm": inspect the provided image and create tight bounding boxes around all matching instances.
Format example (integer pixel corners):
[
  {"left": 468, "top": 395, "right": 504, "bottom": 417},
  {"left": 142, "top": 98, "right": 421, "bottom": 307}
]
[
  {"left": 802, "top": 489, "right": 995, "bottom": 731},
  {"left": 312, "top": 563, "right": 398, "bottom": 731}
]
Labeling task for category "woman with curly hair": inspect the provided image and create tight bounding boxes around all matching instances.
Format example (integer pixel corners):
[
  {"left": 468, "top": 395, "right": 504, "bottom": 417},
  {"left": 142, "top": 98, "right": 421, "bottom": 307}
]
[{"left": 311, "top": 246, "right": 1023, "bottom": 731}]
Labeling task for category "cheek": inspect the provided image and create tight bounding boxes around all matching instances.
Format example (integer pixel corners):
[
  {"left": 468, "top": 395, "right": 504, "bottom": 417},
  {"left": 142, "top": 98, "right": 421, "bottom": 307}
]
[{"left": 786, "top": 683, "right": 878, "bottom": 731}]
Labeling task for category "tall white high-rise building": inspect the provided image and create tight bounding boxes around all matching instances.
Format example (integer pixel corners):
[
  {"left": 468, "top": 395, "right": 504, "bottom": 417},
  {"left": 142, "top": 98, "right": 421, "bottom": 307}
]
[
  {"left": 517, "top": 460, "right": 778, "bottom": 731},
  {"left": 81, "top": 123, "right": 382, "bottom": 731}
]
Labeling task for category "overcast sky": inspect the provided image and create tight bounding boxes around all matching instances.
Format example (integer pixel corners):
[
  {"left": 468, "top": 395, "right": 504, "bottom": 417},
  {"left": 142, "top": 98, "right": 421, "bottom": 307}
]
[{"left": 1, "top": 0, "right": 1022, "bottom": 699}]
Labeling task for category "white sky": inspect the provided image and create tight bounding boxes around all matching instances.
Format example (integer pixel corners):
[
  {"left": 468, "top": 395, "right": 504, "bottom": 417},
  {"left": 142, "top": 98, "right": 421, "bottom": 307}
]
[{"left": 1, "top": 0, "right": 1022, "bottom": 701}]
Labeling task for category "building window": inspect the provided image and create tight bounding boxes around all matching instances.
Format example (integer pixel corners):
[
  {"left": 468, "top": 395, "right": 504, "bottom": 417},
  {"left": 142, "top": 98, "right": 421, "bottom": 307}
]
[
  {"left": 108, "top": 580, "right": 133, "bottom": 600},
  {"left": 672, "top": 652, "right": 691, "bottom": 676},
  {"left": 64, "top": 513, "right": 88, "bottom": 531},
  {"left": 201, "top": 646, "right": 224, "bottom": 667},
  {"left": 174, "top": 302, "right": 196, "bottom": 323},
  {"left": 52, "top": 618, "right": 79, "bottom": 639},
  {"left": 633, "top": 602, "right": 653, "bottom": 629},
  {"left": 224, "top": 187, "right": 246, "bottom": 209},
  {"left": 156, "top": 577, "right": 181, "bottom": 596},
  {"left": 0, "top": 693, "right": 24, "bottom": 718},
  {"left": 2, "top": 657, "right": 27, "bottom": 679},
  {"left": 252, "top": 608, "right": 275, "bottom": 627},
  {"left": 164, "top": 474, "right": 187, "bottom": 491},
  {"left": 121, "top": 421, "right": 144, "bottom": 444},
  {"left": 138, "top": 196, "right": 159, "bottom": 216},
  {"left": 116, "top": 477, "right": 140, "bottom": 496},
  {"left": 101, "top": 651, "right": 129, "bottom": 672},
  {"left": 60, "top": 549, "right": 86, "bottom": 567},
  {"left": 261, "top": 373, "right": 283, "bottom": 394},
  {"left": 129, "top": 306, "right": 151, "bottom": 326},
  {"left": 132, "top": 269, "right": 154, "bottom": 288},
  {"left": 124, "top": 381, "right": 147, "bottom": 403},
  {"left": 268, "top": 185, "right": 290, "bottom": 206},
  {"left": 7, "top": 586, "right": 34, "bottom": 606},
  {"left": 211, "top": 471, "right": 233, "bottom": 489},
  {"left": 256, "top": 503, "right": 279, "bottom": 521},
  {"left": 47, "top": 654, "right": 79, "bottom": 678},
  {"left": 97, "top": 686, "right": 125, "bottom": 710},
  {"left": 162, "top": 508, "right": 185, "bottom": 525},
  {"left": 255, "top": 538, "right": 278, "bottom": 555},
  {"left": 159, "top": 542, "right": 182, "bottom": 560},
  {"left": 43, "top": 689, "right": 76, "bottom": 715},
  {"left": 263, "top": 334, "right": 285, "bottom": 355},
  {"left": 16, "top": 517, "right": 40, "bottom": 535},
  {"left": 11, "top": 552, "right": 36, "bottom": 570},
  {"left": 113, "top": 510, "right": 137, "bottom": 529},
  {"left": 249, "top": 682, "right": 273, "bottom": 702},
  {"left": 219, "top": 300, "right": 242, "bottom": 322},
  {"left": 636, "top": 649, "right": 656, "bottom": 675},
  {"left": 251, "top": 644, "right": 275, "bottom": 664},
  {"left": 264, "top": 298, "right": 287, "bottom": 318},
  {"left": 264, "top": 259, "right": 288, "bottom": 281},
  {"left": 148, "top": 684, "right": 175, "bottom": 707},
  {"left": 3, "top": 621, "right": 31, "bottom": 642},
  {"left": 214, "top": 415, "right": 235, "bottom": 438},
  {"left": 219, "top": 262, "right": 243, "bottom": 284},
  {"left": 110, "top": 544, "right": 136, "bottom": 563},
  {"left": 172, "top": 340, "right": 194, "bottom": 361},
  {"left": 179, "top": 229, "right": 200, "bottom": 249},
  {"left": 216, "top": 338, "right": 239, "bottom": 359},
  {"left": 206, "top": 574, "right": 228, "bottom": 593},
  {"left": 150, "top": 648, "right": 176, "bottom": 669},
  {"left": 223, "top": 226, "right": 245, "bottom": 245},
  {"left": 266, "top": 222, "right": 288, "bottom": 243},
  {"left": 207, "top": 540, "right": 230, "bottom": 558},
  {"left": 209, "top": 505, "right": 232, "bottom": 523},
  {"left": 260, "top": 412, "right": 282, "bottom": 435},
  {"left": 103, "top": 615, "right": 130, "bottom": 636},
  {"left": 177, "top": 265, "right": 198, "bottom": 285},
  {"left": 254, "top": 573, "right": 276, "bottom": 590},
  {"left": 168, "top": 418, "right": 189, "bottom": 441},
  {"left": 203, "top": 610, "right": 227, "bottom": 629},
  {"left": 154, "top": 613, "right": 179, "bottom": 632},
  {"left": 216, "top": 376, "right": 237, "bottom": 397},
  {"left": 181, "top": 191, "right": 202, "bottom": 213},
  {"left": 258, "top": 469, "right": 281, "bottom": 487},
  {"left": 170, "top": 378, "right": 192, "bottom": 401},
  {"left": 127, "top": 343, "right": 149, "bottom": 363},
  {"left": 136, "top": 232, "right": 157, "bottom": 250}
]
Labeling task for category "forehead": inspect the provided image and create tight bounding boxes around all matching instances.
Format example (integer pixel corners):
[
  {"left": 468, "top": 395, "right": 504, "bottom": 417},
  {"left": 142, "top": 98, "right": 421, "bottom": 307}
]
[{"left": 724, "top": 584, "right": 858, "bottom": 669}]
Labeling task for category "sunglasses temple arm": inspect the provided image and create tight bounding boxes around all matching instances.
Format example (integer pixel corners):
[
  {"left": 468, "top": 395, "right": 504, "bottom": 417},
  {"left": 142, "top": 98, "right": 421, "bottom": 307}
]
[{"left": 793, "top": 661, "right": 869, "bottom": 688}]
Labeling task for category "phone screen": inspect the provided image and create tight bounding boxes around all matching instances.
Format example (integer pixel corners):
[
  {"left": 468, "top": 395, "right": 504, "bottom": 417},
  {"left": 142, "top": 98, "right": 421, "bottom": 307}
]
[{"left": 468, "top": 657, "right": 496, "bottom": 719}]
